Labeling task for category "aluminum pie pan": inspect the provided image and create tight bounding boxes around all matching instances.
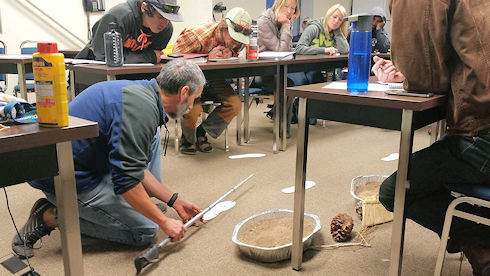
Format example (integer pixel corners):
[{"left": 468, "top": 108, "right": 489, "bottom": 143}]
[
  {"left": 232, "top": 209, "right": 321, "bottom": 262},
  {"left": 350, "top": 175, "right": 388, "bottom": 201}
]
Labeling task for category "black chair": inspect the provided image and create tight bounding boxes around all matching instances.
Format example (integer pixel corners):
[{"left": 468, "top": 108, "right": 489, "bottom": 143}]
[{"left": 0, "top": 40, "right": 7, "bottom": 92}]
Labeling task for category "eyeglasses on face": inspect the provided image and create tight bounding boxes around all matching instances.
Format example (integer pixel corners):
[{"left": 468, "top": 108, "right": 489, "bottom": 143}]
[{"left": 226, "top": 18, "right": 252, "bottom": 36}]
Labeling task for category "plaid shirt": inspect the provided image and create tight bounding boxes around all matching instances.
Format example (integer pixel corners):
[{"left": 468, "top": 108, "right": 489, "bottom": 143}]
[{"left": 173, "top": 21, "right": 241, "bottom": 57}]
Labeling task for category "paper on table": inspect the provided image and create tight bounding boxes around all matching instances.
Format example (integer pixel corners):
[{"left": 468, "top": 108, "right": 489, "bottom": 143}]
[
  {"left": 208, "top": 57, "right": 239, "bottom": 62},
  {"left": 258, "top": 51, "right": 295, "bottom": 60},
  {"left": 65, "top": 58, "right": 105, "bottom": 65},
  {"left": 377, "top": 81, "right": 404, "bottom": 90},
  {"left": 381, "top": 153, "right": 399, "bottom": 161},
  {"left": 322, "top": 82, "right": 390, "bottom": 92}
]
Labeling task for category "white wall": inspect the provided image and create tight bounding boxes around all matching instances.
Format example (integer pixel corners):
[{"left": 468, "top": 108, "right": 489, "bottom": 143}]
[
  {"left": 213, "top": 0, "right": 266, "bottom": 21},
  {"left": 312, "top": 0, "right": 352, "bottom": 20},
  {"left": 0, "top": 0, "right": 212, "bottom": 94}
]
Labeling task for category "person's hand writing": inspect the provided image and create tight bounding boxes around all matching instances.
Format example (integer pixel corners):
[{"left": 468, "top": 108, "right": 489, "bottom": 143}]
[
  {"left": 160, "top": 217, "right": 186, "bottom": 242},
  {"left": 324, "top": 47, "right": 339, "bottom": 56},
  {"left": 372, "top": 56, "right": 406, "bottom": 83},
  {"left": 172, "top": 198, "right": 204, "bottom": 226},
  {"left": 208, "top": 46, "right": 226, "bottom": 59},
  {"left": 222, "top": 47, "right": 233, "bottom": 59}
]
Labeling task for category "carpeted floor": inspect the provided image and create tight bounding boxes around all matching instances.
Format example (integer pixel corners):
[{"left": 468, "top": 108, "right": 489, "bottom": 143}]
[{"left": 0, "top": 99, "right": 472, "bottom": 275}]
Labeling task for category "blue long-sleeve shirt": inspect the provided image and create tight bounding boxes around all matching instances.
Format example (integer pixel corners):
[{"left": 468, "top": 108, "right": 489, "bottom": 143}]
[{"left": 30, "top": 79, "right": 166, "bottom": 195}]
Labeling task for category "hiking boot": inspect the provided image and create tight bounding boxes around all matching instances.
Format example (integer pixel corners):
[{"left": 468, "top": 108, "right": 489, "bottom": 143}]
[
  {"left": 196, "top": 135, "right": 213, "bottom": 153},
  {"left": 463, "top": 246, "right": 490, "bottom": 276},
  {"left": 12, "top": 198, "right": 55, "bottom": 258},
  {"left": 180, "top": 136, "right": 197, "bottom": 155}
]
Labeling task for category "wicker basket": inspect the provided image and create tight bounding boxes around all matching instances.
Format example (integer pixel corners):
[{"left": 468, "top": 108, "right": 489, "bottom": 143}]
[{"left": 232, "top": 209, "right": 321, "bottom": 262}]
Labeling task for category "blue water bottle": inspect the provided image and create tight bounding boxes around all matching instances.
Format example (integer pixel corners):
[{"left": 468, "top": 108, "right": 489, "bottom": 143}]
[{"left": 346, "top": 14, "right": 373, "bottom": 94}]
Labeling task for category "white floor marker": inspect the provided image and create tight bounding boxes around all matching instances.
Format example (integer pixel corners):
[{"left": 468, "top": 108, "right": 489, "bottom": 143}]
[
  {"left": 281, "top": 181, "right": 316, "bottom": 194},
  {"left": 228, "top": 153, "right": 266, "bottom": 159},
  {"left": 381, "top": 153, "right": 399, "bottom": 162},
  {"left": 203, "top": 201, "right": 236, "bottom": 221}
]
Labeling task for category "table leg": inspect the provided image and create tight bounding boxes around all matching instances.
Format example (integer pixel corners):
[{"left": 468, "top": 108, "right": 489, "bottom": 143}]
[
  {"left": 69, "top": 69, "right": 75, "bottom": 102},
  {"left": 281, "top": 64, "right": 288, "bottom": 151},
  {"left": 273, "top": 66, "right": 280, "bottom": 153},
  {"left": 54, "top": 141, "right": 84, "bottom": 276},
  {"left": 291, "top": 97, "right": 309, "bottom": 270},
  {"left": 244, "top": 77, "right": 250, "bottom": 143},
  {"left": 389, "top": 109, "right": 414, "bottom": 276},
  {"left": 236, "top": 78, "right": 242, "bottom": 146},
  {"left": 16, "top": 63, "right": 28, "bottom": 100}
]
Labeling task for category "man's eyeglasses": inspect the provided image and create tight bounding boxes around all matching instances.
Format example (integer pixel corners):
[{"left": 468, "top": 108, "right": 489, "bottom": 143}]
[
  {"left": 226, "top": 18, "right": 252, "bottom": 36},
  {"left": 147, "top": 0, "right": 180, "bottom": 14}
]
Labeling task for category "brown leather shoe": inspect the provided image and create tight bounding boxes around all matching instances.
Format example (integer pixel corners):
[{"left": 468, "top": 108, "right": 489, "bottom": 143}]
[{"left": 463, "top": 246, "right": 490, "bottom": 276}]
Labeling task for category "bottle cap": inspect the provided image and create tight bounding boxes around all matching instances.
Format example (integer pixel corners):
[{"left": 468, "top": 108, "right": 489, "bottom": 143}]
[
  {"left": 344, "top": 13, "right": 373, "bottom": 31},
  {"left": 37, "top": 42, "right": 58, "bottom": 53}
]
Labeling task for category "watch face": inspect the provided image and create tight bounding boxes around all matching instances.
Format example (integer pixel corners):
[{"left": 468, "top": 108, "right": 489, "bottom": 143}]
[{"left": 372, "top": 37, "right": 377, "bottom": 47}]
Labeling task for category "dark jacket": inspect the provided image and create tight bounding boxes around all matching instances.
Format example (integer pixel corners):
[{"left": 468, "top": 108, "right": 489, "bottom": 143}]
[
  {"left": 76, "top": 0, "right": 173, "bottom": 64},
  {"left": 347, "top": 7, "right": 390, "bottom": 53},
  {"left": 390, "top": 0, "right": 489, "bottom": 136}
]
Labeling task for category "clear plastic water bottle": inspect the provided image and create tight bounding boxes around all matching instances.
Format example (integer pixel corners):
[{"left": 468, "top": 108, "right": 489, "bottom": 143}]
[
  {"left": 104, "top": 22, "right": 124, "bottom": 66},
  {"left": 346, "top": 14, "right": 373, "bottom": 94}
]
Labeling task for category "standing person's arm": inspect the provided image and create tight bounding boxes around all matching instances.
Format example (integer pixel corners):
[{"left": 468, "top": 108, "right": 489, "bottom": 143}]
[
  {"left": 295, "top": 25, "right": 325, "bottom": 55},
  {"left": 258, "top": 15, "right": 292, "bottom": 52}
]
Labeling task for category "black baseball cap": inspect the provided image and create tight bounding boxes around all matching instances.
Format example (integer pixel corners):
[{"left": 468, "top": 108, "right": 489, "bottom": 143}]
[{"left": 145, "top": 0, "right": 184, "bottom": 22}]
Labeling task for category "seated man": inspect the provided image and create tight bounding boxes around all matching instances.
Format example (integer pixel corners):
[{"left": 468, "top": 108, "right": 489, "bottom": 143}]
[
  {"left": 12, "top": 59, "right": 206, "bottom": 258},
  {"left": 347, "top": 6, "right": 390, "bottom": 53},
  {"left": 172, "top": 7, "right": 251, "bottom": 154},
  {"left": 76, "top": 0, "right": 184, "bottom": 64},
  {"left": 373, "top": 0, "right": 489, "bottom": 274}
]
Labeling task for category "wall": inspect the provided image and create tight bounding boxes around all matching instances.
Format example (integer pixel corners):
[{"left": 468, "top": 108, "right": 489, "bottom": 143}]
[
  {"left": 0, "top": 0, "right": 212, "bottom": 94},
  {"left": 212, "top": 0, "right": 266, "bottom": 21},
  {"left": 312, "top": 0, "right": 352, "bottom": 19}
]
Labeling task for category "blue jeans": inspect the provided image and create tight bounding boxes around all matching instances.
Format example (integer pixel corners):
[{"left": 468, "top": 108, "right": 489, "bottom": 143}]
[
  {"left": 45, "top": 127, "right": 163, "bottom": 246},
  {"left": 379, "top": 133, "right": 490, "bottom": 249}
]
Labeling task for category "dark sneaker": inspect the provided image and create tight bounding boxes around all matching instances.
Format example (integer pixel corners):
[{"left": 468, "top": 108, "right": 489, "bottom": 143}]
[
  {"left": 12, "top": 198, "right": 55, "bottom": 258},
  {"left": 196, "top": 135, "right": 213, "bottom": 153},
  {"left": 462, "top": 246, "right": 490, "bottom": 276},
  {"left": 180, "top": 136, "right": 197, "bottom": 155}
]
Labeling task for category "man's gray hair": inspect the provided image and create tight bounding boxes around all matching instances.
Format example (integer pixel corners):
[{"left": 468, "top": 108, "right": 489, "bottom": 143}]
[{"left": 156, "top": 59, "right": 206, "bottom": 95}]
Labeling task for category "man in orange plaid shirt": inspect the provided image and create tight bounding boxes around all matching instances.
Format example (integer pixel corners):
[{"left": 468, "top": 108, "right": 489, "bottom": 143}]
[{"left": 173, "top": 7, "right": 251, "bottom": 154}]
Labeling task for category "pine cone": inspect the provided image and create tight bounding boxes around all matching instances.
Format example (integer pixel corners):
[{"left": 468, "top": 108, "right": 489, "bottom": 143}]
[{"left": 330, "top": 213, "right": 354, "bottom": 242}]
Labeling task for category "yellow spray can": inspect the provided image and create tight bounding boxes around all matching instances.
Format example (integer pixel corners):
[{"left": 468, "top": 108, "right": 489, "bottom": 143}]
[{"left": 32, "top": 42, "right": 68, "bottom": 127}]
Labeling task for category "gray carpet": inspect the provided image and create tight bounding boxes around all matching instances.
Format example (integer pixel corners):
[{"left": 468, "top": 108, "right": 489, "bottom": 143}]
[{"left": 0, "top": 98, "right": 472, "bottom": 275}]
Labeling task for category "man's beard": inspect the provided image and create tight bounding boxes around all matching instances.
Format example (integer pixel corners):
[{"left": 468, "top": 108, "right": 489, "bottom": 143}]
[{"left": 168, "top": 103, "right": 190, "bottom": 120}]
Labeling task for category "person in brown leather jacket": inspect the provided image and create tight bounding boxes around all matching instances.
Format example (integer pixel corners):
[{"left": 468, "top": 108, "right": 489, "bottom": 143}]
[{"left": 373, "top": 0, "right": 490, "bottom": 274}]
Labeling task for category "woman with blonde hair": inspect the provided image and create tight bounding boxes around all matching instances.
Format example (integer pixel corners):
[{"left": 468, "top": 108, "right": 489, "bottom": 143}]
[
  {"left": 296, "top": 4, "right": 349, "bottom": 55},
  {"left": 257, "top": 0, "right": 300, "bottom": 52}
]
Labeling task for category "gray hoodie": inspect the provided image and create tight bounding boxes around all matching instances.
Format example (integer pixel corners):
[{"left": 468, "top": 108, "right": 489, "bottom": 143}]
[
  {"left": 295, "top": 18, "right": 349, "bottom": 55},
  {"left": 347, "top": 7, "right": 390, "bottom": 53}
]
